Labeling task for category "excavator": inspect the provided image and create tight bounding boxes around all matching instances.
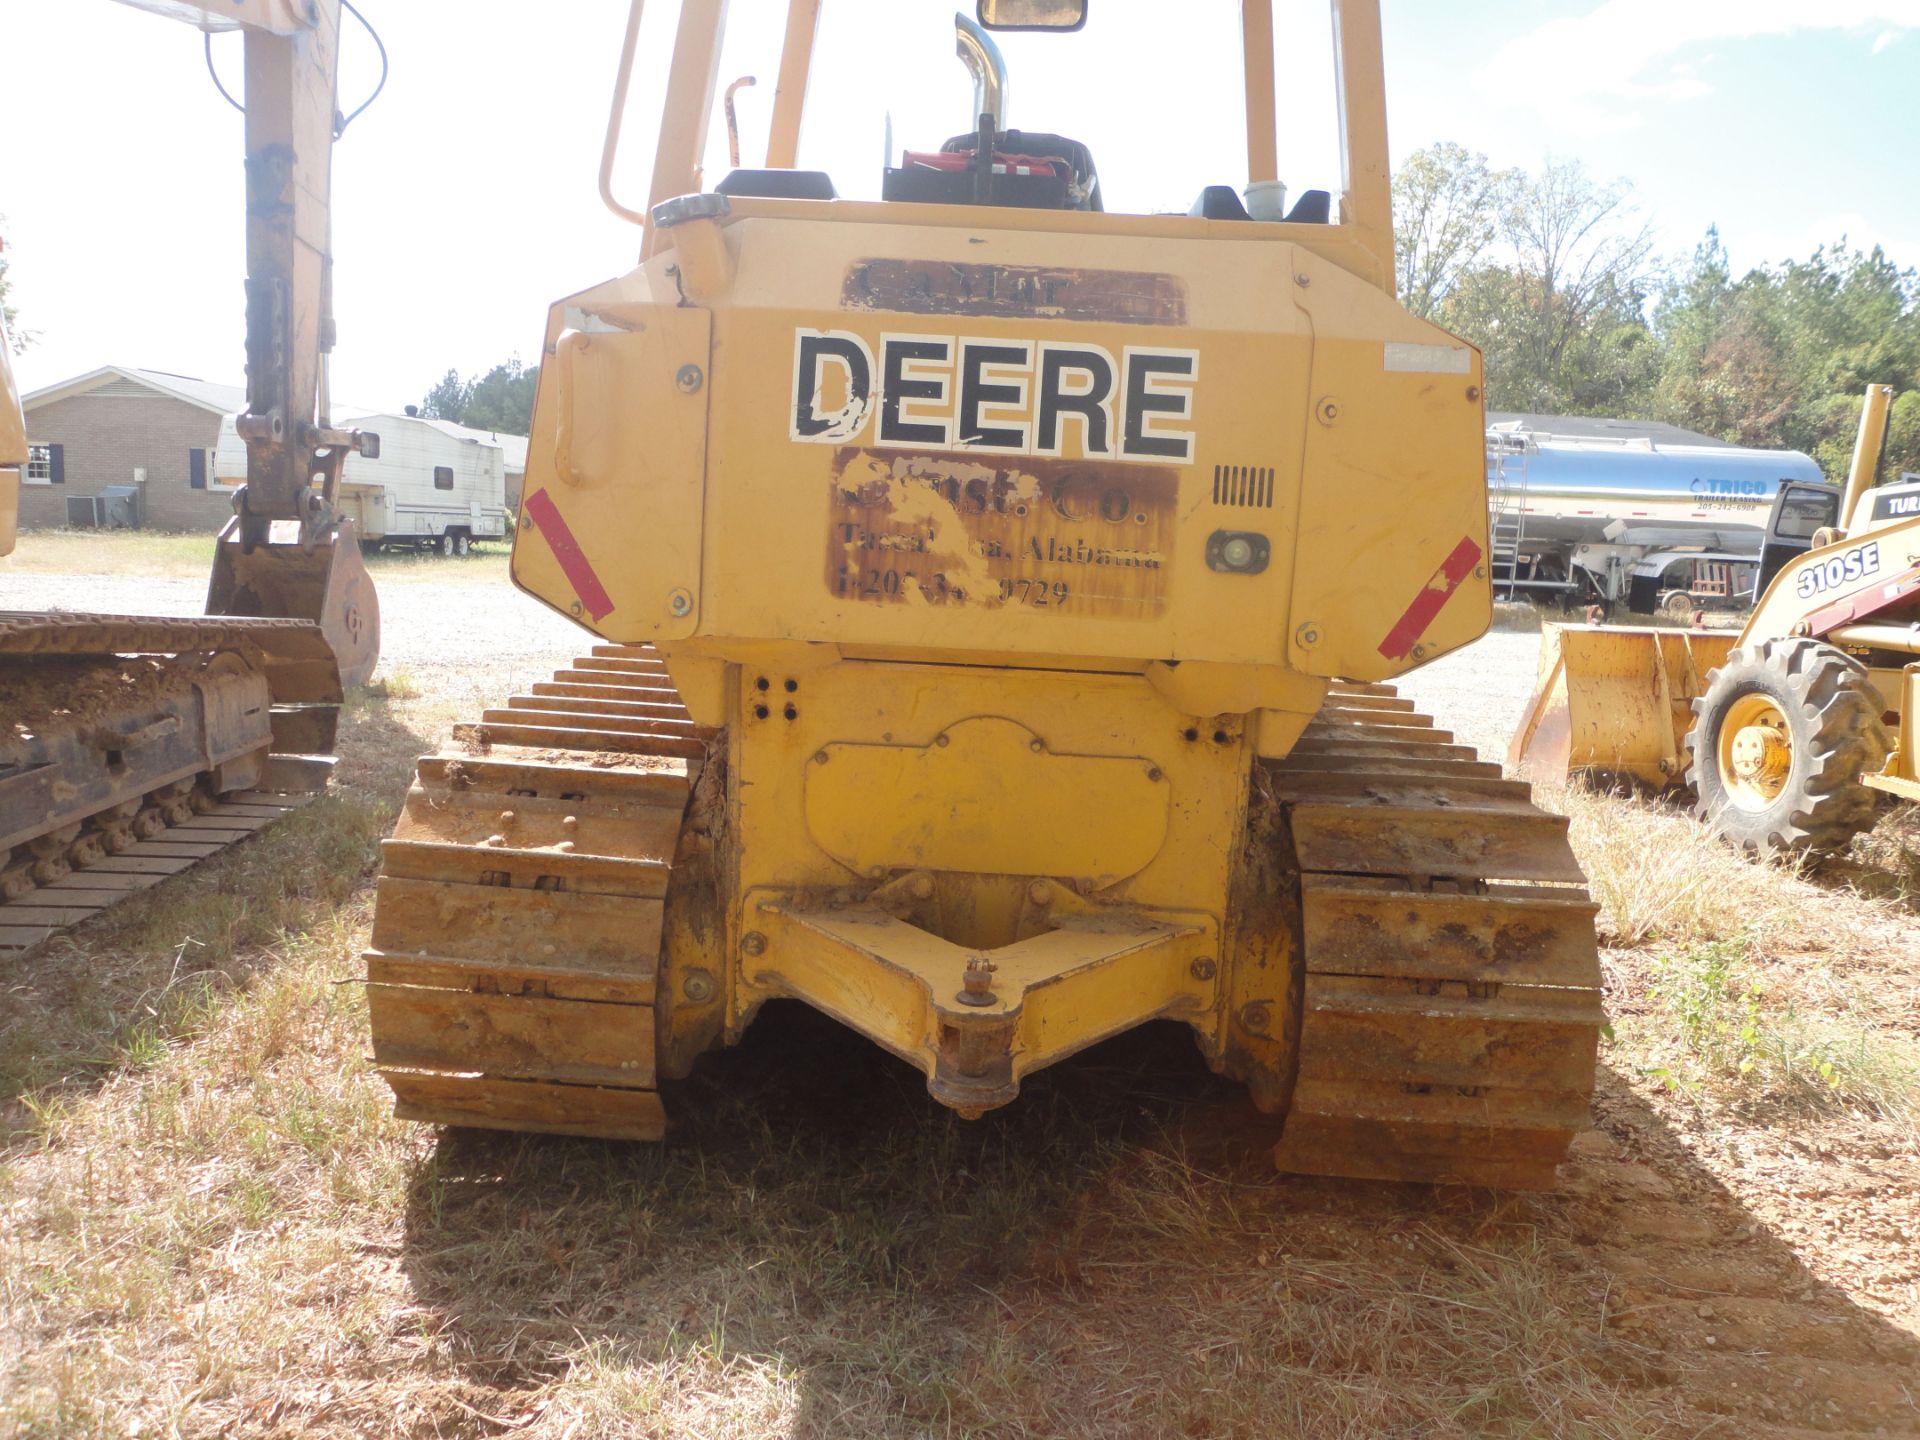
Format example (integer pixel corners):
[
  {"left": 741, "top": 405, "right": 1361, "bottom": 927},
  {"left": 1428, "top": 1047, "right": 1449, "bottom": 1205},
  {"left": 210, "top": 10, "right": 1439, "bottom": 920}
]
[
  {"left": 365, "top": 0, "right": 1607, "bottom": 1189},
  {"left": 1514, "top": 384, "right": 1917, "bottom": 859},
  {"left": 0, "top": 0, "right": 378, "bottom": 953}
]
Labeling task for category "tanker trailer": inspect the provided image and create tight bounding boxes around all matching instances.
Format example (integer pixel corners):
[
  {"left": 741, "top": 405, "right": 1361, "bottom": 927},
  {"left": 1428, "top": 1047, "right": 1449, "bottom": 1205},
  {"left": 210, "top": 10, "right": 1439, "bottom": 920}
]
[{"left": 1487, "top": 422, "right": 1830, "bottom": 617}]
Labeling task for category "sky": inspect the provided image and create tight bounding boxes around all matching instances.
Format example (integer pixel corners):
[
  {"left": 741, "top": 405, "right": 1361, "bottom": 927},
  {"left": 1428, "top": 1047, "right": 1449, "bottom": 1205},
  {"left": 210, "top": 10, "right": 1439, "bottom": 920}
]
[{"left": 2, "top": 0, "right": 1917, "bottom": 411}]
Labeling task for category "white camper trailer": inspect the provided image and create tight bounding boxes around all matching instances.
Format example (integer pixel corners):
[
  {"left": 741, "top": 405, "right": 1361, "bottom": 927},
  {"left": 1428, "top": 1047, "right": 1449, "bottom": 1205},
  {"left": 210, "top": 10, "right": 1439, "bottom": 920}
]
[{"left": 213, "top": 409, "right": 512, "bottom": 555}]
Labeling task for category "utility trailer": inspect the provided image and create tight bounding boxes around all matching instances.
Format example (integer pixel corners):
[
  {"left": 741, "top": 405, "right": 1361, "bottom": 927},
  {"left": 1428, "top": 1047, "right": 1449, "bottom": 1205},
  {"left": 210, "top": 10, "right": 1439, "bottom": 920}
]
[{"left": 215, "top": 410, "right": 510, "bottom": 556}]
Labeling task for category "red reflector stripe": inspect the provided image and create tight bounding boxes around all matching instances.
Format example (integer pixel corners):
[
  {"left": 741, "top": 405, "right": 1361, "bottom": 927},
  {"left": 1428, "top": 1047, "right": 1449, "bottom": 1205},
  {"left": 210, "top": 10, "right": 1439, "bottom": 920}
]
[
  {"left": 523, "top": 488, "right": 615, "bottom": 622},
  {"left": 1378, "top": 535, "right": 1483, "bottom": 661}
]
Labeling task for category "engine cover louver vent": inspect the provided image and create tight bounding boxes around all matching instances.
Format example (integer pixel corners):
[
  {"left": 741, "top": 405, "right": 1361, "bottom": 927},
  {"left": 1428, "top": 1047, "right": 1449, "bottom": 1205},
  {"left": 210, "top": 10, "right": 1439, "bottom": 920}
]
[{"left": 1212, "top": 464, "right": 1275, "bottom": 508}]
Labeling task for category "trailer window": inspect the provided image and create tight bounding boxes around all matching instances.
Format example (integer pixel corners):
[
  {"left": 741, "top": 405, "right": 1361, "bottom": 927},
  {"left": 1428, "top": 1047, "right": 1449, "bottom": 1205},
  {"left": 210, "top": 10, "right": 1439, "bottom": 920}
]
[
  {"left": 434, "top": 466, "right": 454, "bottom": 491},
  {"left": 1773, "top": 488, "right": 1838, "bottom": 541}
]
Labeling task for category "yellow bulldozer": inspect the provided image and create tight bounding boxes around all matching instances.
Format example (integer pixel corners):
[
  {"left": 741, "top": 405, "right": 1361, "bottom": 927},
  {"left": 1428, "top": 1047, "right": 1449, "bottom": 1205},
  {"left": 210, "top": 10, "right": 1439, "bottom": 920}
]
[
  {"left": 365, "top": 0, "right": 1606, "bottom": 1189},
  {"left": 1513, "top": 383, "right": 1917, "bottom": 858},
  {"left": 1, "top": 0, "right": 379, "bottom": 952}
]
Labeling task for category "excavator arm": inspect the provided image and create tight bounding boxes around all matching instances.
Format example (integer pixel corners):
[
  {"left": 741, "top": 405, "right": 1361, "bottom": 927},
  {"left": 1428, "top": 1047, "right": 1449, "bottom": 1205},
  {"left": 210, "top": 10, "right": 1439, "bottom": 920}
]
[
  {"left": 0, "top": 0, "right": 381, "bottom": 952},
  {"left": 2, "top": 0, "right": 379, "bottom": 679}
]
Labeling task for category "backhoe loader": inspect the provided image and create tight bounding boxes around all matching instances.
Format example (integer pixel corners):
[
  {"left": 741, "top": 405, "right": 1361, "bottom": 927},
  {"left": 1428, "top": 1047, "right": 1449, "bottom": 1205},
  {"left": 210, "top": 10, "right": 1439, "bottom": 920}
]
[
  {"left": 1, "top": 0, "right": 379, "bottom": 953},
  {"left": 1513, "top": 384, "right": 1916, "bottom": 858},
  {"left": 367, "top": 0, "right": 1606, "bottom": 1189}
]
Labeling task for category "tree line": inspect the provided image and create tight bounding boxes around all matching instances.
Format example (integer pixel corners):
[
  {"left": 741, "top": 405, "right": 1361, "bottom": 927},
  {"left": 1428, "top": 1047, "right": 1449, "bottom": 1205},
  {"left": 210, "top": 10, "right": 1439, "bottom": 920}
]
[
  {"left": 420, "top": 356, "right": 538, "bottom": 435},
  {"left": 1393, "top": 142, "right": 1920, "bottom": 480}
]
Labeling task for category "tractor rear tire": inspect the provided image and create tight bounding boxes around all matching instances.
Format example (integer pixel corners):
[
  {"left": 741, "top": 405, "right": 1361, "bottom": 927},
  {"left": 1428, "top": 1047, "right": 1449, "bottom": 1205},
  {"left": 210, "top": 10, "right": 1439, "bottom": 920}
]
[{"left": 1687, "top": 638, "right": 1890, "bottom": 859}]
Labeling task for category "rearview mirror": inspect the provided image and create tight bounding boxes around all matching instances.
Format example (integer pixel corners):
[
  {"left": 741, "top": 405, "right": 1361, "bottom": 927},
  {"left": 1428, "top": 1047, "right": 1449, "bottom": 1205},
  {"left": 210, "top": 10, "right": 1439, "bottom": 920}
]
[{"left": 977, "top": 0, "right": 1087, "bottom": 32}]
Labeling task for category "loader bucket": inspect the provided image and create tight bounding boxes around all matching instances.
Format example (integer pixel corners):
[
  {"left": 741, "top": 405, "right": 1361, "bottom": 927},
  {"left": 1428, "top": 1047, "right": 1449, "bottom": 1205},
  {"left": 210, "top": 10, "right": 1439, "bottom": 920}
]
[
  {"left": 1508, "top": 624, "right": 1736, "bottom": 790},
  {"left": 206, "top": 517, "right": 381, "bottom": 686}
]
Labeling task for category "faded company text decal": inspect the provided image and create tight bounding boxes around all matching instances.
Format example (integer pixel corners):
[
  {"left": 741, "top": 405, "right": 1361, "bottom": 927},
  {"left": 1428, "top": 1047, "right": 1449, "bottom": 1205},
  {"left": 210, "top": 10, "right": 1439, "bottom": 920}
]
[
  {"left": 795, "top": 327, "right": 1188, "bottom": 617},
  {"left": 792, "top": 328, "right": 1199, "bottom": 464},
  {"left": 827, "top": 451, "right": 1173, "bottom": 618}
]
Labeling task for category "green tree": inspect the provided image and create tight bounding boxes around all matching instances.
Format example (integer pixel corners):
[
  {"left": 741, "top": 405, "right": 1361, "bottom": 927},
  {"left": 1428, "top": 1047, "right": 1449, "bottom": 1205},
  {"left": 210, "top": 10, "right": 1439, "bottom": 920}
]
[
  {"left": 420, "top": 357, "right": 539, "bottom": 435},
  {"left": 1480, "top": 157, "right": 1657, "bottom": 414},
  {"left": 1393, "top": 142, "right": 1512, "bottom": 321},
  {"left": 0, "top": 218, "right": 27, "bottom": 353},
  {"left": 1654, "top": 234, "right": 1920, "bottom": 477},
  {"left": 1392, "top": 151, "right": 1658, "bottom": 415},
  {"left": 420, "top": 368, "right": 468, "bottom": 422}
]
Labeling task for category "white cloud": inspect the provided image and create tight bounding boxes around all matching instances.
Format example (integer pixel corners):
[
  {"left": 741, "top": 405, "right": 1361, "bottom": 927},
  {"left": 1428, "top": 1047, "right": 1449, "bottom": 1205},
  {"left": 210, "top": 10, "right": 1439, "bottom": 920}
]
[
  {"left": 1724, "top": 210, "right": 1920, "bottom": 275},
  {"left": 1477, "top": 1, "right": 1920, "bottom": 133}
]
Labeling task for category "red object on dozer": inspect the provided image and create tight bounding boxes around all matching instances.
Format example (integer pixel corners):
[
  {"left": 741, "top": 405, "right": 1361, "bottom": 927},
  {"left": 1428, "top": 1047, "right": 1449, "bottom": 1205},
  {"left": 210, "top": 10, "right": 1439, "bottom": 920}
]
[{"left": 900, "top": 148, "right": 1067, "bottom": 179}]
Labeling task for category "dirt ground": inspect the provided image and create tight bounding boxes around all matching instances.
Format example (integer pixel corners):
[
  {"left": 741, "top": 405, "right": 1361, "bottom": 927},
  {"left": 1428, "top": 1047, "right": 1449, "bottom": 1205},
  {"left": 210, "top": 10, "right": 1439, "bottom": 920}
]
[{"left": 1, "top": 540, "right": 1917, "bottom": 1437}]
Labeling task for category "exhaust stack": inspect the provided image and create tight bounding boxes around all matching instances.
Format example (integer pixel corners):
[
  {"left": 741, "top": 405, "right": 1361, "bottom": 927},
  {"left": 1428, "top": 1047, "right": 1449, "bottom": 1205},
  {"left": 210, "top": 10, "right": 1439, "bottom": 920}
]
[{"left": 955, "top": 12, "right": 1009, "bottom": 131}]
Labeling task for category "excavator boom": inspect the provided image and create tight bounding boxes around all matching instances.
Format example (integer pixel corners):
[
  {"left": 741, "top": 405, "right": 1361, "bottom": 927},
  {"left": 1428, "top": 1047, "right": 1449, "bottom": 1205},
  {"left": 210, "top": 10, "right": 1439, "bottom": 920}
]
[{"left": 1, "top": 0, "right": 380, "bottom": 950}]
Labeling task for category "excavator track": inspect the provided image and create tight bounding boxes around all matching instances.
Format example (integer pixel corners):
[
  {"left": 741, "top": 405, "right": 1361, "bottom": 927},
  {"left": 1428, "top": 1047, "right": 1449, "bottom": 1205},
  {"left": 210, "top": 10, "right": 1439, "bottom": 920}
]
[
  {"left": 1, "top": 612, "right": 342, "bottom": 953},
  {"left": 1266, "top": 682, "right": 1605, "bottom": 1190},
  {"left": 365, "top": 643, "right": 711, "bottom": 1139}
]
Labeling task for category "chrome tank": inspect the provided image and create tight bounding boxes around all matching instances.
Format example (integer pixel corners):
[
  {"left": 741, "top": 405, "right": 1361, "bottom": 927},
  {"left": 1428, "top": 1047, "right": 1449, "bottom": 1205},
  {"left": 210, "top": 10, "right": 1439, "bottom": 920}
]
[{"left": 1488, "top": 429, "right": 1824, "bottom": 549}]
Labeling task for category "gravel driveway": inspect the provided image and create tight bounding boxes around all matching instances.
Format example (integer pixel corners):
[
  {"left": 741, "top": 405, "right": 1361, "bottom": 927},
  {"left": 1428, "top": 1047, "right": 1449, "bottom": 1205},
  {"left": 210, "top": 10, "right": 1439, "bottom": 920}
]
[
  {"left": 4, "top": 563, "right": 1547, "bottom": 760},
  {"left": 1394, "top": 627, "right": 1543, "bottom": 766}
]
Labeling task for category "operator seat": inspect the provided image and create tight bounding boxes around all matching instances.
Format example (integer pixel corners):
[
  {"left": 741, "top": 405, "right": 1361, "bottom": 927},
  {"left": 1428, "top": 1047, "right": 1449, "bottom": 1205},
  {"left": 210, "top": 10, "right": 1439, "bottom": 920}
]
[
  {"left": 882, "top": 117, "right": 1101, "bottom": 211},
  {"left": 937, "top": 128, "right": 1101, "bottom": 210}
]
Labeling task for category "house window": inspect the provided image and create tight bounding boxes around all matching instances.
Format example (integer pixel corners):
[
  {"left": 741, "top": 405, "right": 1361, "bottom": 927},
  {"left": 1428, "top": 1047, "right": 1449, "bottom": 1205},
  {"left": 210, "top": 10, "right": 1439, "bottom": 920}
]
[
  {"left": 433, "top": 465, "right": 454, "bottom": 491},
  {"left": 25, "top": 443, "right": 60, "bottom": 485}
]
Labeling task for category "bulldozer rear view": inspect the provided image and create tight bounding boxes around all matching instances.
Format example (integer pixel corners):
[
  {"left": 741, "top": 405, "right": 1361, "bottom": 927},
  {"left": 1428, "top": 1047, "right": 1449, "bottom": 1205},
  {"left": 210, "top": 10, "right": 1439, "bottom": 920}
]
[{"left": 368, "top": 0, "right": 1606, "bottom": 1189}]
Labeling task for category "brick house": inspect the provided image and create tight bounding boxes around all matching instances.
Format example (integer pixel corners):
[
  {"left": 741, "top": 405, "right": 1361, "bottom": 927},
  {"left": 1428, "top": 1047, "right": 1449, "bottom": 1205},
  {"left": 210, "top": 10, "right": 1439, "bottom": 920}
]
[{"left": 18, "top": 366, "right": 247, "bottom": 532}]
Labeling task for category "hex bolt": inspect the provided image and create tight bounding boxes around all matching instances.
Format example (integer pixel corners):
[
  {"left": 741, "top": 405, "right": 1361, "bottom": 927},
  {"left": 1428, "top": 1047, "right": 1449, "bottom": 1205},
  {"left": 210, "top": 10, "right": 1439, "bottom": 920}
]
[
  {"left": 569, "top": 600, "right": 583, "bottom": 617},
  {"left": 1030, "top": 739, "right": 1044, "bottom": 753},
  {"left": 1190, "top": 956, "right": 1217, "bottom": 981},
  {"left": 1027, "top": 879, "right": 1052, "bottom": 906},
  {"left": 1238, "top": 1001, "right": 1272, "bottom": 1035},
  {"left": 741, "top": 930, "right": 767, "bottom": 957},
  {"left": 1146, "top": 766, "right": 1164, "bottom": 782},
  {"left": 676, "top": 363, "right": 705, "bottom": 393},
  {"left": 1466, "top": 385, "right": 1482, "bottom": 402},
  {"left": 910, "top": 874, "right": 936, "bottom": 900},
  {"left": 957, "top": 954, "right": 998, "bottom": 1008},
  {"left": 1294, "top": 273, "right": 1312, "bottom": 287},
  {"left": 681, "top": 968, "right": 716, "bottom": 1004},
  {"left": 1296, "top": 623, "right": 1321, "bottom": 647},
  {"left": 935, "top": 733, "right": 950, "bottom": 747},
  {"left": 1317, "top": 398, "right": 1340, "bottom": 425},
  {"left": 668, "top": 589, "right": 693, "bottom": 617},
  {"left": 813, "top": 750, "right": 831, "bottom": 765}
]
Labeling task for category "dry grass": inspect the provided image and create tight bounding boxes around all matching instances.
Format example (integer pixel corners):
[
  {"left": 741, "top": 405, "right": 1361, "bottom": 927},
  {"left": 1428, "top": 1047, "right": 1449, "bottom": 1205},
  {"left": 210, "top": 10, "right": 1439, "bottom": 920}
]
[
  {"left": 0, "top": 528, "right": 508, "bottom": 585},
  {"left": 0, "top": 675, "right": 1680, "bottom": 1438},
  {"left": 1534, "top": 783, "right": 1920, "bottom": 1131},
  {"left": 3, "top": 998, "right": 1672, "bottom": 1438},
  {"left": 2, "top": 601, "right": 1918, "bottom": 1435}
]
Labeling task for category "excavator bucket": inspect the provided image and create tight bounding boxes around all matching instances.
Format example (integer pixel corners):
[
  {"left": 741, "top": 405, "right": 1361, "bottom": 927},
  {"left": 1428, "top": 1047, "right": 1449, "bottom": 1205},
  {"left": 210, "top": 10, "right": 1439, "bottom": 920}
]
[
  {"left": 206, "top": 517, "right": 381, "bottom": 687},
  {"left": 1508, "top": 624, "right": 1736, "bottom": 789}
]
